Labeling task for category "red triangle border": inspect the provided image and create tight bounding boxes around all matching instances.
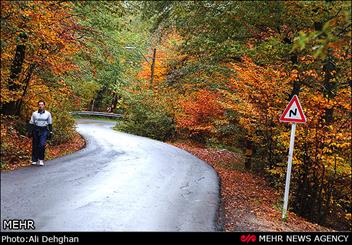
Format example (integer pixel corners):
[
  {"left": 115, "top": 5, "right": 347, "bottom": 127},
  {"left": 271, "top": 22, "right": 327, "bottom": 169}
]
[{"left": 279, "top": 95, "right": 306, "bottom": 123}]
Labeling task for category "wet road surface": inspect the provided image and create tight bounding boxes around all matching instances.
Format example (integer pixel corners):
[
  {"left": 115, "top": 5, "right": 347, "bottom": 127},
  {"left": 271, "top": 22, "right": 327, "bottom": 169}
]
[{"left": 1, "top": 119, "right": 219, "bottom": 231}]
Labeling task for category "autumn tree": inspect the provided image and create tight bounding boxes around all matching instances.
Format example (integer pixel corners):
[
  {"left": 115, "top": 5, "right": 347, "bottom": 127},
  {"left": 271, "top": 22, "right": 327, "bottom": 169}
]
[
  {"left": 141, "top": 1, "right": 351, "bottom": 229},
  {"left": 1, "top": 1, "right": 81, "bottom": 116}
]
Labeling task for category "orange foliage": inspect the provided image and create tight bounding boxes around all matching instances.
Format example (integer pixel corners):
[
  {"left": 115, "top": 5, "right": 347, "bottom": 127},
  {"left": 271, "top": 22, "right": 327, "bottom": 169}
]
[
  {"left": 136, "top": 31, "right": 184, "bottom": 90},
  {"left": 1, "top": 1, "right": 81, "bottom": 113},
  {"left": 176, "top": 89, "right": 224, "bottom": 136},
  {"left": 222, "top": 56, "right": 289, "bottom": 139}
]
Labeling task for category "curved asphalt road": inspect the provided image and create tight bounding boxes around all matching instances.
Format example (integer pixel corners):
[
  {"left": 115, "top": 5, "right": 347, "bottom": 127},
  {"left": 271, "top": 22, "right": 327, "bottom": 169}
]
[{"left": 1, "top": 119, "right": 220, "bottom": 231}]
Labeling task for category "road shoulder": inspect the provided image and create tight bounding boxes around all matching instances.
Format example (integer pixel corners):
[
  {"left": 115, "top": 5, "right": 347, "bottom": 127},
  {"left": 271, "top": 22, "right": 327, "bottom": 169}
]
[{"left": 170, "top": 141, "right": 334, "bottom": 232}]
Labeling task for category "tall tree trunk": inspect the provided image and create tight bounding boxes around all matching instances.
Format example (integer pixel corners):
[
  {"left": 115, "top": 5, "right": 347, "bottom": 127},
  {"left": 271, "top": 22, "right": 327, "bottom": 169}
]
[
  {"left": 317, "top": 164, "right": 326, "bottom": 222},
  {"left": 319, "top": 50, "right": 337, "bottom": 224},
  {"left": 323, "top": 51, "right": 337, "bottom": 123},
  {"left": 1, "top": 33, "right": 28, "bottom": 115},
  {"left": 109, "top": 93, "right": 119, "bottom": 113},
  {"left": 244, "top": 139, "right": 254, "bottom": 170},
  {"left": 289, "top": 53, "right": 301, "bottom": 99},
  {"left": 90, "top": 99, "right": 95, "bottom": 111},
  {"left": 16, "top": 63, "right": 37, "bottom": 115}
]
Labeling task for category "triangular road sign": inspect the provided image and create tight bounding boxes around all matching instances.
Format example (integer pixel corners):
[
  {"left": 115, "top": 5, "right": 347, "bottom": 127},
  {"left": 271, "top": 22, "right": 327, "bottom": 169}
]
[{"left": 280, "top": 95, "right": 306, "bottom": 123}]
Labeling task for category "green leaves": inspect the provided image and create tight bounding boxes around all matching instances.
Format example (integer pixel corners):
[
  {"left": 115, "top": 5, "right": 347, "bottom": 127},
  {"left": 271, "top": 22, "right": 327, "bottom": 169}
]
[{"left": 115, "top": 93, "right": 176, "bottom": 141}]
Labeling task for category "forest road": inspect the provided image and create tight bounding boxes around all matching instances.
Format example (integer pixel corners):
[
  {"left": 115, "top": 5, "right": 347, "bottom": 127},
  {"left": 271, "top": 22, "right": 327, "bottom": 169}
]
[{"left": 1, "top": 119, "right": 220, "bottom": 231}]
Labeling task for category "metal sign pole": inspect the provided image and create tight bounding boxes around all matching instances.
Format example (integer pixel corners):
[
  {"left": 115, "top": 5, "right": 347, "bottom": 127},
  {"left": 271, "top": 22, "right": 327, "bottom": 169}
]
[{"left": 282, "top": 122, "right": 296, "bottom": 220}]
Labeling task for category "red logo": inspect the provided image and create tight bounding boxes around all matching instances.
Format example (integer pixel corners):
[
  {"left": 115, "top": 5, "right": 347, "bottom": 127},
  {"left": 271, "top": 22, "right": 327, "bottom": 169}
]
[{"left": 240, "top": 234, "right": 256, "bottom": 243}]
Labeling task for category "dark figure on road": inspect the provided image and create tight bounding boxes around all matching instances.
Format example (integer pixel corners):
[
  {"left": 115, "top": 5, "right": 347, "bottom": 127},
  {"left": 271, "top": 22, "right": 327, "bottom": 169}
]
[{"left": 28, "top": 100, "right": 53, "bottom": 166}]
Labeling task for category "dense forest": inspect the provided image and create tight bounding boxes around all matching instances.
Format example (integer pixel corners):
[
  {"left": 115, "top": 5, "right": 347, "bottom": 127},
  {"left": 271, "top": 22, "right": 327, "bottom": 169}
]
[{"left": 1, "top": 1, "right": 351, "bottom": 230}]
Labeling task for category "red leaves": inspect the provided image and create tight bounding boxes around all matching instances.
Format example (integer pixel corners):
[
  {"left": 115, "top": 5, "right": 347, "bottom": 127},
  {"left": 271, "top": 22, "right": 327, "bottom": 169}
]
[{"left": 175, "top": 89, "right": 224, "bottom": 135}]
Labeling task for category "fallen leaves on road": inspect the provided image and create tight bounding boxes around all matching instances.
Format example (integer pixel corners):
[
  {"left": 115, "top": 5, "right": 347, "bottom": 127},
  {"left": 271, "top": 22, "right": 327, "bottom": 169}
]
[{"left": 170, "top": 141, "right": 333, "bottom": 232}]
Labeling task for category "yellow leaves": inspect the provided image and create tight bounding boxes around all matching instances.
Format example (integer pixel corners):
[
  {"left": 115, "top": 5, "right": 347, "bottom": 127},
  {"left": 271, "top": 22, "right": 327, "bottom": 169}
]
[
  {"left": 289, "top": 69, "right": 299, "bottom": 81},
  {"left": 267, "top": 167, "right": 284, "bottom": 176},
  {"left": 192, "top": 125, "right": 215, "bottom": 132},
  {"left": 107, "top": 55, "right": 115, "bottom": 65},
  {"left": 223, "top": 56, "right": 349, "bottom": 178},
  {"left": 225, "top": 58, "right": 291, "bottom": 138}
]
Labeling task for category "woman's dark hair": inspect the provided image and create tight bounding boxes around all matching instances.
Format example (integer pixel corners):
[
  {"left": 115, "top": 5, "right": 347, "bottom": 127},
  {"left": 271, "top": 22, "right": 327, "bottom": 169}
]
[{"left": 38, "top": 100, "right": 45, "bottom": 105}]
